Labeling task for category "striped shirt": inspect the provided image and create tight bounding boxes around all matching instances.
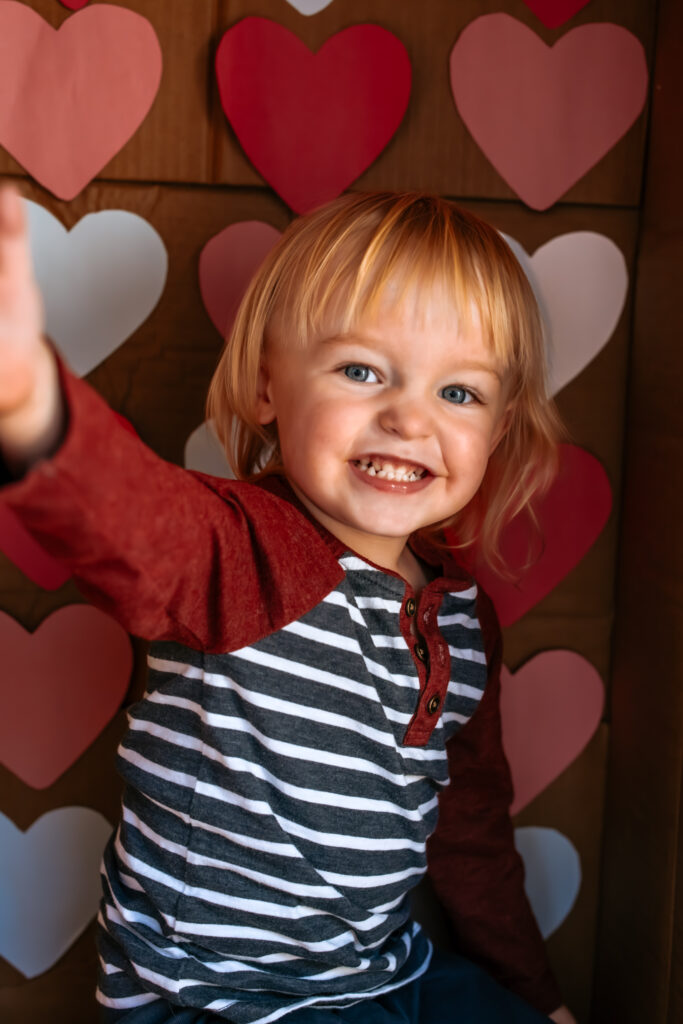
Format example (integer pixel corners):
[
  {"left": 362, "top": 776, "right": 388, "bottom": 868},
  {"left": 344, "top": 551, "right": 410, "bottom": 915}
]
[
  {"left": 96, "top": 556, "right": 488, "bottom": 1021},
  {"left": 0, "top": 361, "right": 562, "bottom": 1017}
]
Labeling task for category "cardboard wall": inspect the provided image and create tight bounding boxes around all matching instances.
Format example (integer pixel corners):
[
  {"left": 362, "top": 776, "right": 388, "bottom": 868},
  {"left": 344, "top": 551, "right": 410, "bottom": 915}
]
[{"left": 0, "top": 1, "right": 670, "bottom": 1022}]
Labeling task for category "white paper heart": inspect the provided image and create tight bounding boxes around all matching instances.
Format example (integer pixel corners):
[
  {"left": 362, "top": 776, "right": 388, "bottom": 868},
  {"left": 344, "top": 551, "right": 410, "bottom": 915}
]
[
  {"left": 514, "top": 826, "right": 581, "bottom": 938},
  {"left": 184, "top": 420, "right": 234, "bottom": 478},
  {"left": 502, "top": 231, "right": 628, "bottom": 396},
  {"left": 0, "top": 807, "right": 112, "bottom": 977},
  {"left": 284, "top": 0, "right": 335, "bottom": 15},
  {"left": 25, "top": 199, "right": 168, "bottom": 376}
]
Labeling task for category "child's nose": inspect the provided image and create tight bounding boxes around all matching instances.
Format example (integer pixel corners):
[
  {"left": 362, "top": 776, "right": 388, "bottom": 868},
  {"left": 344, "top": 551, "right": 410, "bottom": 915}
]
[{"left": 378, "top": 394, "right": 432, "bottom": 439}]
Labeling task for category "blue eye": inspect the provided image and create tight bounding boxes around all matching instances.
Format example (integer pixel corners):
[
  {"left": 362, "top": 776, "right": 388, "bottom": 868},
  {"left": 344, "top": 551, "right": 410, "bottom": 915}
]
[
  {"left": 441, "top": 385, "right": 472, "bottom": 404},
  {"left": 344, "top": 364, "right": 376, "bottom": 382}
]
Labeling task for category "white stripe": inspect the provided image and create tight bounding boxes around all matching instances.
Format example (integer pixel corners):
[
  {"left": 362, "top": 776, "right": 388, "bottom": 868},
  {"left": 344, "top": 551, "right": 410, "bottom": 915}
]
[
  {"left": 96, "top": 992, "right": 159, "bottom": 1009},
  {"left": 437, "top": 612, "right": 479, "bottom": 628},
  {"left": 448, "top": 680, "right": 486, "bottom": 700},
  {"left": 121, "top": 805, "right": 342, "bottom": 901},
  {"left": 448, "top": 645, "right": 487, "bottom": 665},
  {"left": 448, "top": 584, "right": 478, "bottom": 601},
  {"left": 322, "top": 589, "right": 366, "bottom": 625},
  {"left": 371, "top": 634, "right": 411, "bottom": 650},
  {"left": 135, "top": 699, "right": 417, "bottom": 787},
  {"left": 339, "top": 555, "right": 380, "bottom": 572},
  {"left": 355, "top": 596, "right": 403, "bottom": 613},
  {"left": 319, "top": 863, "right": 426, "bottom": 889}
]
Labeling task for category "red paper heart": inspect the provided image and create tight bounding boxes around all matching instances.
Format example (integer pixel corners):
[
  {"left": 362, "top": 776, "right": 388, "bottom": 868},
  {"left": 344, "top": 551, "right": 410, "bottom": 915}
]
[
  {"left": 200, "top": 221, "right": 282, "bottom": 337},
  {"left": 501, "top": 650, "right": 604, "bottom": 815},
  {"left": 454, "top": 444, "right": 612, "bottom": 626},
  {"left": 450, "top": 15, "right": 648, "bottom": 210},
  {"left": 215, "top": 18, "right": 411, "bottom": 214},
  {"left": 0, "top": 4, "right": 162, "bottom": 200},
  {"left": 0, "top": 605, "right": 132, "bottom": 788},
  {"left": 521, "top": 0, "right": 591, "bottom": 29},
  {"left": 59, "top": 1, "right": 92, "bottom": 10}
]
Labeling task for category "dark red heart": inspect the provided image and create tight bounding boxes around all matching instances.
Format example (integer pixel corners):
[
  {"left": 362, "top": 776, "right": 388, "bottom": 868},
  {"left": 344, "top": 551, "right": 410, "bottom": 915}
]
[
  {"left": 521, "top": 0, "right": 591, "bottom": 29},
  {"left": 215, "top": 18, "right": 411, "bottom": 214},
  {"left": 454, "top": 444, "right": 612, "bottom": 626}
]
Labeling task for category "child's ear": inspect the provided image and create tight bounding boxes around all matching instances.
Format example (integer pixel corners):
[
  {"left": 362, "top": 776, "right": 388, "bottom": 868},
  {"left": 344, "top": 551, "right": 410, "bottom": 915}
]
[{"left": 255, "top": 359, "right": 277, "bottom": 425}]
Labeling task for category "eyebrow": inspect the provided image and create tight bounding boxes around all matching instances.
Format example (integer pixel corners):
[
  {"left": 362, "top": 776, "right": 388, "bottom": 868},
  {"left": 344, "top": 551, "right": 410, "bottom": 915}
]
[{"left": 320, "top": 333, "right": 504, "bottom": 381}]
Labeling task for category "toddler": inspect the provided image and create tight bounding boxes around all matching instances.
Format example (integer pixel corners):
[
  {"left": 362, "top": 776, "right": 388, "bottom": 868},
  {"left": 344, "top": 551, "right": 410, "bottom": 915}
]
[{"left": 0, "top": 188, "right": 576, "bottom": 1024}]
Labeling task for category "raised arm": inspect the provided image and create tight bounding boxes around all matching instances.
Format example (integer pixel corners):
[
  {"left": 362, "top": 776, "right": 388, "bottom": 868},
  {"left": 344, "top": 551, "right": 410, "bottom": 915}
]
[
  {"left": 0, "top": 186, "right": 65, "bottom": 473},
  {"left": 0, "top": 186, "right": 343, "bottom": 650}
]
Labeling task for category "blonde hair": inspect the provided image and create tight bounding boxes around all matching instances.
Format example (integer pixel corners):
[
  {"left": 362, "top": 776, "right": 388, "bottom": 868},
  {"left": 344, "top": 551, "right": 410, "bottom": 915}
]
[{"left": 206, "top": 191, "right": 563, "bottom": 574}]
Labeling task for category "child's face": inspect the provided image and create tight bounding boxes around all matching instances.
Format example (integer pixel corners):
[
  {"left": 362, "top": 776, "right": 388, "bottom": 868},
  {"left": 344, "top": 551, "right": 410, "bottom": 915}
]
[{"left": 257, "top": 295, "right": 511, "bottom": 572}]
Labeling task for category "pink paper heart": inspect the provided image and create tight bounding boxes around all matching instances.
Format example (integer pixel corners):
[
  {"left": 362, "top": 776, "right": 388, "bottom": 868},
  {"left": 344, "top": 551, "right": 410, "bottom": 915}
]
[
  {"left": 501, "top": 651, "right": 604, "bottom": 815},
  {"left": 453, "top": 444, "right": 612, "bottom": 626},
  {"left": 215, "top": 18, "right": 411, "bottom": 214},
  {"left": 450, "top": 15, "right": 648, "bottom": 210},
  {"left": 521, "top": 0, "right": 591, "bottom": 29},
  {"left": 0, "top": 605, "right": 132, "bottom": 788},
  {"left": 199, "top": 221, "right": 282, "bottom": 337},
  {"left": 0, "top": 4, "right": 162, "bottom": 200}
]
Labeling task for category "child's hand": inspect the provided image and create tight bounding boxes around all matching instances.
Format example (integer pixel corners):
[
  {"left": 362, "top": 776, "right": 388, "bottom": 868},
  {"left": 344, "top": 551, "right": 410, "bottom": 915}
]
[
  {"left": 0, "top": 184, "right": 63, "bottom": 468},
  {"left": 549, "top": 1005, "right": 578, "bottom": 1024}
]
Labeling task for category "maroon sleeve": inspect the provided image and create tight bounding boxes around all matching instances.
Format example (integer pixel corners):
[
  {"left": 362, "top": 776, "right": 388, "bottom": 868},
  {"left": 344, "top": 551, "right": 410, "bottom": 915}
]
[
  {"left": 0, "top": 360, "right": 343, "bottom": 650},
  {"left": 425, "top": 585, "right": 562, "bottom": 1015}
]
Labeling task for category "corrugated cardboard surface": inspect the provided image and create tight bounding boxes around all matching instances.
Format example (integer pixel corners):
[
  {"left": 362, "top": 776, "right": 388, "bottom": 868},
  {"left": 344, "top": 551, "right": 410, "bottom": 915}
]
[{"left": 0, "top": 2, "right": 664, "bottom": 1021}]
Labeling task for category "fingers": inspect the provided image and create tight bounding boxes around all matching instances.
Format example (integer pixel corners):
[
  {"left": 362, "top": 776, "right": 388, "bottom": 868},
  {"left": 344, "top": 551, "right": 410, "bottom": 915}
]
[{"left": 0, "top": 183, "right": 33, "bottom": 282}]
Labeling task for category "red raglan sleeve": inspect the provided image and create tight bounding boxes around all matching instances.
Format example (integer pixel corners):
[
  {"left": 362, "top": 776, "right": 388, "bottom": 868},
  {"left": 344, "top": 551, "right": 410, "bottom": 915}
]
[
  {"left": 0, "top": 358, "right": 342, "bottom": 650},
  {"left": 425, "top": 585, "right": 563, "bottom": 1016}
]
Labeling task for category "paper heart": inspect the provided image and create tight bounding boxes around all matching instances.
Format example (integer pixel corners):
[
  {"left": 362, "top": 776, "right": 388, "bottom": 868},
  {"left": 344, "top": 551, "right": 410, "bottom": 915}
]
[
  {"left": 0, "top": 605, "right": 132, "bottom": 788},
  {"left": 199, "top": 221, "right": 281, "bottom": 338},
  {"left": 455, "top": 444, "right": 612, "bottom": 626},
  {"left": 284, "top": 0, "right": 335, "bottom": 13},
  {"left": 25, "top": 200, "right": 167, "bottom": 376},
  {"left": 0, "top": 505, "right": 70, "bottom": 590},
  {"left": 0, "top": 808, "right": 112, "bottom": 977},
  {"left": 0, "top": 412, "right": 136, "bottom": 588},
  {"left": 514, "top": 827, "right": 581, "bottom": 938},
  {"left": 521, "top": 0, "right": 591, "bottom": 29},
  {"left": 0, "top": 3, "right": 161, "bottom": 200},
  {"left": 450, "top": 15, "right": 648, "bottom": 210},
  {"left": 185, "top": 421, "right": 234, "bottom": 479},
  {"left": 59, "top": 1, "right": 92, "bottom": 10},
  {"left": 501, "top": 650, "right": 604, "bottom": 815},
  {"left": 502, "top": 231, "right": 628, "bottom": 396},
  {"left": 216, "top": 18, "right": 411, "bottom": 214}
]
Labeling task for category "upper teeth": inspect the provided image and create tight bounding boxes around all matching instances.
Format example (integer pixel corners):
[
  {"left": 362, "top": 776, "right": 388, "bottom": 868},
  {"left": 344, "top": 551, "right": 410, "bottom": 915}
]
[{"left": 356, "top": 458, "right": 425, "bottom": 482}]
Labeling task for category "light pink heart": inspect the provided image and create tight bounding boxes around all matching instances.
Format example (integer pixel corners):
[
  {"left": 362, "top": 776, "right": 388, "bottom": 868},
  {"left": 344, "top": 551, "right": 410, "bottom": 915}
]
[
  {"left": 199, "top": 221, "right": 282, "bottom": 338},
  {"left": 0, "top": 605, "right": 132, "bottom": 789},
  {"left": 450, "top": 15, "right": 648, "bottom": 209},
  {"left": 0, "top": 3, "right": 162, "bottom": 200},
  {"left": 501, "top": 650, "right": 604, "bottom": 815}
]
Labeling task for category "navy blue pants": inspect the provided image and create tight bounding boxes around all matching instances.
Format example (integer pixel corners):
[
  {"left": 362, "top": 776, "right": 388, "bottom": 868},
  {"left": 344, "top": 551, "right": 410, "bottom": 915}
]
[{"left": 99, "top": 951, "right": 551, "bottom": 1023}]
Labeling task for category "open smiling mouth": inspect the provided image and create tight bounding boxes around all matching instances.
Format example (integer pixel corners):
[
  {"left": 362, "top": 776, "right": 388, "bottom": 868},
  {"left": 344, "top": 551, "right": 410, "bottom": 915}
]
[{"left": 352, "top": 457, "right": 429, "bottom": 483}]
